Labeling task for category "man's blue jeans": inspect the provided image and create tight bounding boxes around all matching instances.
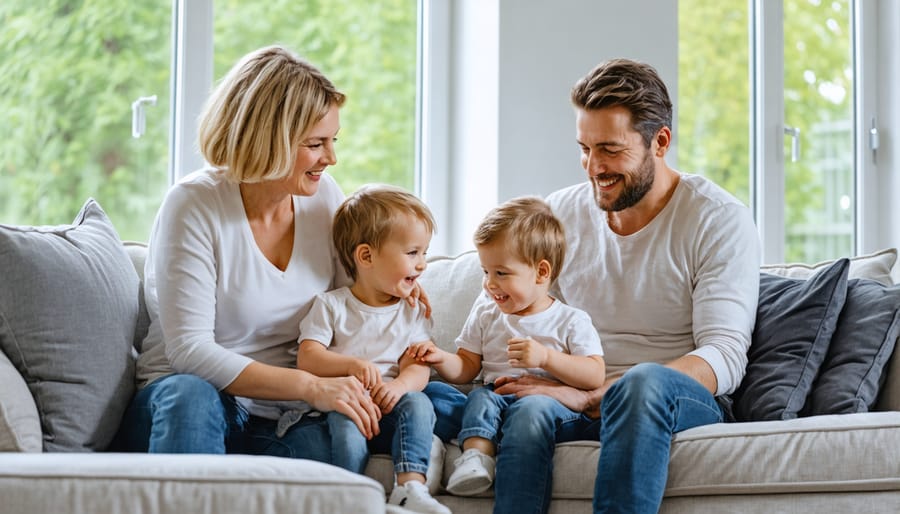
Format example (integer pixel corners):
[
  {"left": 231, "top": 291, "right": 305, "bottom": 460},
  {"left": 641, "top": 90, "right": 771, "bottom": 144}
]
[
  {"left": 328, "top": 390, "right": 435, "bottom": 477},
  {"left": 112, "top": 373, "right": 331, "bottom": 461},
  {"left": 425, "top": 363, "right": 724, "bottom": 514}
]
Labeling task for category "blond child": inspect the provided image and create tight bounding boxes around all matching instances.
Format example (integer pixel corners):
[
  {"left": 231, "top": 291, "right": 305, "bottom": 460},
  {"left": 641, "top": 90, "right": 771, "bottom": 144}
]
[
  {"left": 409, "top": 196, "right": 605, "bottom": 496},
  {"left": 293, "top": 184, "right": 449, "bottom": 514}
]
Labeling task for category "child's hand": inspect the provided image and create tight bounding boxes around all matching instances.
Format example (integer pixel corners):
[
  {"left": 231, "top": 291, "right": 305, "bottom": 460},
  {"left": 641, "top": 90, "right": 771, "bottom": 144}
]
[
  {"left": 370, "top": 380, "right": 406, "bottom": 414},
  {"left": 507, "top": 337, "right": 548, "bottom": 369},
  {"left": 348, "top": 359, "right": 383, "bottom": 390},
  {"left": 407, "top": 341, "right": 443, "bottom": 364}
]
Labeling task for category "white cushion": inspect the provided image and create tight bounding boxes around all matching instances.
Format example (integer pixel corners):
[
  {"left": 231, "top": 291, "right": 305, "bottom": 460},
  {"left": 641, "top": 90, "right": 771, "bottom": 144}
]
[
  {"left": 0, "top": 351, "right": 41, "bottom": 452},
  {"left": 761, "top": 247, "right": 897, "bottom": 285},
  {"left": 420, "top": 251, "right": 483, "bottom": 353}
]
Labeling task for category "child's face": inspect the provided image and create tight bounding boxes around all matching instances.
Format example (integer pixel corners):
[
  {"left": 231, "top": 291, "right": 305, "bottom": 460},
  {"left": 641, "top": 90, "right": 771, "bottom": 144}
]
[
  {"left": 476, "top": 237, "right": 552, "bottom": 316},
  {"left": 368, "top": 214, "right": 431, "bottom": 301}
]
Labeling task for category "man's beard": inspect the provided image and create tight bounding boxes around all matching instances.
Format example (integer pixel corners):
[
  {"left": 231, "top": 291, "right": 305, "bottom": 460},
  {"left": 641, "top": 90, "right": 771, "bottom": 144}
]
[{"left": 592, "top": 149, "right": 655, "bottom": 212}]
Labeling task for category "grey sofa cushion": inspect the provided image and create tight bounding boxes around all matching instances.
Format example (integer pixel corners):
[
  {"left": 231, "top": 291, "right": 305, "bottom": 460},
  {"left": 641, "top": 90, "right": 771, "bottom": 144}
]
[
  {"left": 806, "top": 279, "right": 900, "bottom": 415},
  {"left": 731, "top": 259, "right": 850, "bottom": 421},
  {"left": 0, "top": 199, "right": 140, "bottom": 451}
]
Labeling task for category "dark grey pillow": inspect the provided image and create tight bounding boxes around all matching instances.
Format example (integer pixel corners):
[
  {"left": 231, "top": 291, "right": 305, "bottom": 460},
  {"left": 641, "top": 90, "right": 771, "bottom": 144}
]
[
  {"left": 731, "top": 258, "right": 850, "bottom": 422},
  {"left": 805, "top": 279, "right": 900, "bottom": 415},
  {"left": 0, "top": 199, "right": 139, "bottom": 451}
]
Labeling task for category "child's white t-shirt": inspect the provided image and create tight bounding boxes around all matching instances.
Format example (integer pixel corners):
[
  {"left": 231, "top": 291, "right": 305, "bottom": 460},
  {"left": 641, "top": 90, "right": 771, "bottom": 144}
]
[
  {"left": 299, "top": 287, "right": 433, "bottom": 380},
  {"left": 455, "top": 293, "right": 603, "bottom": 384}
]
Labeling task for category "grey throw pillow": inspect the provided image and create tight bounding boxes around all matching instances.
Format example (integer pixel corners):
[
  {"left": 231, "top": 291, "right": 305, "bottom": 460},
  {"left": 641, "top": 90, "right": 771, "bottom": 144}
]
[
  {"left": 731, "top": 258, "right": 850, "bottom": 422},
  {"left": 805, "top": 279, "right": 900, "bottom": 415},
  {"left": 0, "top": 199, "right": 139, "bottom": 451}
]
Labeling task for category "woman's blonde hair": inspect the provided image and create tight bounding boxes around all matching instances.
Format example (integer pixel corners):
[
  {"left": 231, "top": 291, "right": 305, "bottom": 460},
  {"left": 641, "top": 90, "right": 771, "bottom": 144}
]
[
  {"left": 474, "top": 196, "right": 566, "bottom": 282},
  {"left": 198, "top": 45, "right": 345, "bottom": 183},
  {"left": 333, "top": 184, "right": 436, "bottom": 281}
]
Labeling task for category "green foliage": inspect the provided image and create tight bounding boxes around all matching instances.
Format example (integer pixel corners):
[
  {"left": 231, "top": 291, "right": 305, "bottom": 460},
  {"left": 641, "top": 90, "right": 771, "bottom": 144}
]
[
  {"left": 0, "top": 0, "right": 171, "bottom": 241},
  {"left": 213, "top": 0, "right": 417, "bottom": 195},
  {"left": 678, "top": 0, "right": 853, "bottom": 262},
  {"left": 0, "top": 0, "right": 417, "bottom": 241}
]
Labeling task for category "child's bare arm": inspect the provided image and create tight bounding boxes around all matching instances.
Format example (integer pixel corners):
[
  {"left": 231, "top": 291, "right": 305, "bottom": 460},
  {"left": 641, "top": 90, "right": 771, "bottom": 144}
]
[
  {"left": 507, "top": 337, "right": 605, "bottom": 389},
  {"left": 407, "top": 343, "right": 483, "bottom": 384},
  {"left": 297, "top": 339, "right": 382, "bottom": 389}
]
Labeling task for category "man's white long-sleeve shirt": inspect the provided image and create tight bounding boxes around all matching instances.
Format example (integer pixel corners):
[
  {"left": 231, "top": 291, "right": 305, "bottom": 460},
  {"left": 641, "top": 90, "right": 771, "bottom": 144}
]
[{"left": 547, "top": 173, "right": 760, "bottom": 396}]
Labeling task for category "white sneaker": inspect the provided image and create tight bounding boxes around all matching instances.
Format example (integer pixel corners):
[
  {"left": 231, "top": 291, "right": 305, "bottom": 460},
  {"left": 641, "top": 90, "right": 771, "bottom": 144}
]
[
  {"left": 445, "top": 448, "right": 495, "bottom": 496},
  {"left": 388, "top": 481, "right": 452, "bottom": 514}
]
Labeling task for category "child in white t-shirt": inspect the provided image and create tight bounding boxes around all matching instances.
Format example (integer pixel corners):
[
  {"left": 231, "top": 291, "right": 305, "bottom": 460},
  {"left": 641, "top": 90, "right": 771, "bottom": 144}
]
[
  {"left": 409, "top": 196, "right": 605, "bottom": 496},
  {"left": 293, "top": 184, "right": 449, "bottom": 514}
]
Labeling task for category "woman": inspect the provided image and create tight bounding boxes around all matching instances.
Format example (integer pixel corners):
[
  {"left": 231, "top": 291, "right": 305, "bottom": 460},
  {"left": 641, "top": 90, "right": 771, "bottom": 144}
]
[{"left": 114, "top": 45, "right": 381, "bottom": 459}]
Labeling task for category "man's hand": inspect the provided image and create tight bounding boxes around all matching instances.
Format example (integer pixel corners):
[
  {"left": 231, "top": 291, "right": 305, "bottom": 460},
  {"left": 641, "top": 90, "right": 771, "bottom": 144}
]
[
  {"left": 493, "top": 374, "right": 599, "bottom": 415},
  {"left": 507, "top": 337, "right": 548, "bottom": 369}
]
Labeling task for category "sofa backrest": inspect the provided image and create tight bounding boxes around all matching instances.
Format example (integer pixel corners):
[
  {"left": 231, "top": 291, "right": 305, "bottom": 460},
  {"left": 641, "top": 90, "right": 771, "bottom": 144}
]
[{"left": 123, "top": 243, "right": 900, "bottom": 413}]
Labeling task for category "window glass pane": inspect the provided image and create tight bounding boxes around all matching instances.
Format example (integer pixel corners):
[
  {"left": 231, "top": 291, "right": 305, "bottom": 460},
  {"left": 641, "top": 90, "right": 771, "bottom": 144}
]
[
  {"left": 0, "top": 2, "right": 171, "bottom": 242},
  {"left": 213, "top": 0, "right": 418, "bottom": 194},
  {"left": 677, "top": 1, "right": 751, "bottom": 206},
  {"left": 783, "top": 0, "right": 853, "bottom": 262}
]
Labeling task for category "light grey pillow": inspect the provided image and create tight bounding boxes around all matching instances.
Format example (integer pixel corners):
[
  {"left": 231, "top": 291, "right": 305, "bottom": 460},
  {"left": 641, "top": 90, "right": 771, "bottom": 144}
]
[
  {"left": 0, "top": 350, "right": 42, "bottom": 452},
  {"left": 0, "top": 199, "right": 140, "bottom": 451},
  {"left": 760, "top": 248, "right": 896, "bottom": 285}
]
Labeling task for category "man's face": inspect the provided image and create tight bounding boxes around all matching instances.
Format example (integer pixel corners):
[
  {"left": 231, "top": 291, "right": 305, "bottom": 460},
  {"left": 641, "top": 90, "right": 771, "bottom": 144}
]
[{"left": 575, "top": 106, "right": 656, "bottom": 212}]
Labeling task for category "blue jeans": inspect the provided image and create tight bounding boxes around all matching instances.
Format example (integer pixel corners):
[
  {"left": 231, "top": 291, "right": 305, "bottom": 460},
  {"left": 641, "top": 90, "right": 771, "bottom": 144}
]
[
  {"left": 425, "top": 382, "right": 588, "bottom": 514},
  {"left": 111, "top": 373, "right": 331, "bottom": 461},
  {"left": 426, "top": 364, "right": 724, "bottom": 514},
  {"left": 328, "top": 390, "right": 435, "bottom": 476}
]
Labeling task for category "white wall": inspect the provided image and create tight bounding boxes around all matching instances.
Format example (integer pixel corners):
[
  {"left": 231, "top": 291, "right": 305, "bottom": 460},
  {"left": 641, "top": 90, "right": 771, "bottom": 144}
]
[{"left": 441, "top": 0, "right": 677, "bottom": 255}]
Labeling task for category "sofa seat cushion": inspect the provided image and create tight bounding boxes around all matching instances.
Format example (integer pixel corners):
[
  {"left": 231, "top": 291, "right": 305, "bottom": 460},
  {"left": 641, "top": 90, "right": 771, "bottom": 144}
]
[
  {"left": 0, "top": 453, "right": 387, "bottom": 514},
  {"left": 666, "top": 411, "right": 900, "bottom": 496},
  {"left": 438, "top": 412, "right": 900, "bottom": 500}
]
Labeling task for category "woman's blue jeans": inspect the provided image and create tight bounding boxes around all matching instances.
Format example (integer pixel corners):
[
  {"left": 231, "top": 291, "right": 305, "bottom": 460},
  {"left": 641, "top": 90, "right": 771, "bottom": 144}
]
[
  {"left": 425, "top": 363, "right": 724, "bottom": 514},
  {"left": 327, "top": 390, "right": 436, "bottom": 476},
  {"left": 112, "top": 373, "right": 331, "bottom": 461}
]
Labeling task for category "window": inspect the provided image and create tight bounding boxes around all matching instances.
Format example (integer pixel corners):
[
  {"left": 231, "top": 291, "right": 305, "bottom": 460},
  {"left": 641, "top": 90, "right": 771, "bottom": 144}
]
[
  {"left": 212, "top": 0, "right": 419, "bottom": 194},
  {"left": 0, "top": 2, "right": 171, "bottom": 242},
  {"left": 679, "top": 0, "right": 865, "bottom": 264}
]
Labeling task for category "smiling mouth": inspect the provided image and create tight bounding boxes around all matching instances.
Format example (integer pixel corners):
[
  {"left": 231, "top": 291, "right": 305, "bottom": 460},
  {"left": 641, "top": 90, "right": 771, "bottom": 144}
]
[
  {"left": 594, "top": 175, "right": 621, "bottom": 188},
  {"left": 492, "top": 293, "right": 509, "bottom": 302}
]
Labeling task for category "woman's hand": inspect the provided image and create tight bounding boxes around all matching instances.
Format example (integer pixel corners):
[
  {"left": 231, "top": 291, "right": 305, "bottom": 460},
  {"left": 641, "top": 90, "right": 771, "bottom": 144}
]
[
  {"left": 406, "top": 282, "right": 432, "bottom": 318},
  {"left": 309, "top": 376, "right": 381, "bottom": 439}
]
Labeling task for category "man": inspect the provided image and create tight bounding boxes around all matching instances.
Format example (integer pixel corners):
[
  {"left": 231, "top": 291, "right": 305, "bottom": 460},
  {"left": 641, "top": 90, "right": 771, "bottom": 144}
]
[{"left": 432, "top": 58, "right": 761, "bottom": 514}]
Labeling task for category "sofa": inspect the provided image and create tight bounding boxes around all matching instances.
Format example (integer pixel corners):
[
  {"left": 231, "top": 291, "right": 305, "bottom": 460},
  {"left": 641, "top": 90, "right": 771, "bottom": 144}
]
[{"left": 2, "top": 199, "right": 900, "bottom": 514}]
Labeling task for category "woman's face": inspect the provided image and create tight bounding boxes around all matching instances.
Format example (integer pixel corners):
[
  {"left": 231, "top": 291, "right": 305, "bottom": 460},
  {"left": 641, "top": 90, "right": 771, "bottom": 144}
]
[{"left": 284, "top": 104, "right": 341, "bottom": 197}]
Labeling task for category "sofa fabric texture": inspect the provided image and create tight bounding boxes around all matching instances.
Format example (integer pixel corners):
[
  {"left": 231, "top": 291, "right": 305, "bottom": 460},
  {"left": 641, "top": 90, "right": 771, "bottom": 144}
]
[{"left": 0, "top": 199, "right": 141, "bottom": 452}]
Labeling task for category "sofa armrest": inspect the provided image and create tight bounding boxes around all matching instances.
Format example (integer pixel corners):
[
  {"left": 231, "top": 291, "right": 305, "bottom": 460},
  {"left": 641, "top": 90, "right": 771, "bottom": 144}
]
[{"left": 0, "top": 453, "right": 386, "bottom": 514}]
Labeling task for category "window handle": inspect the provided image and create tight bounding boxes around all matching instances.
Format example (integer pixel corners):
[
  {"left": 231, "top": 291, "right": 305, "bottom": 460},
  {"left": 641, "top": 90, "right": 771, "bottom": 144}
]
[
  {"left": 783, "top": 125, "right": 800, "bottom": 162},
  {"left": 131, "top": 95, "right": 158, "bottom": 139}
]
